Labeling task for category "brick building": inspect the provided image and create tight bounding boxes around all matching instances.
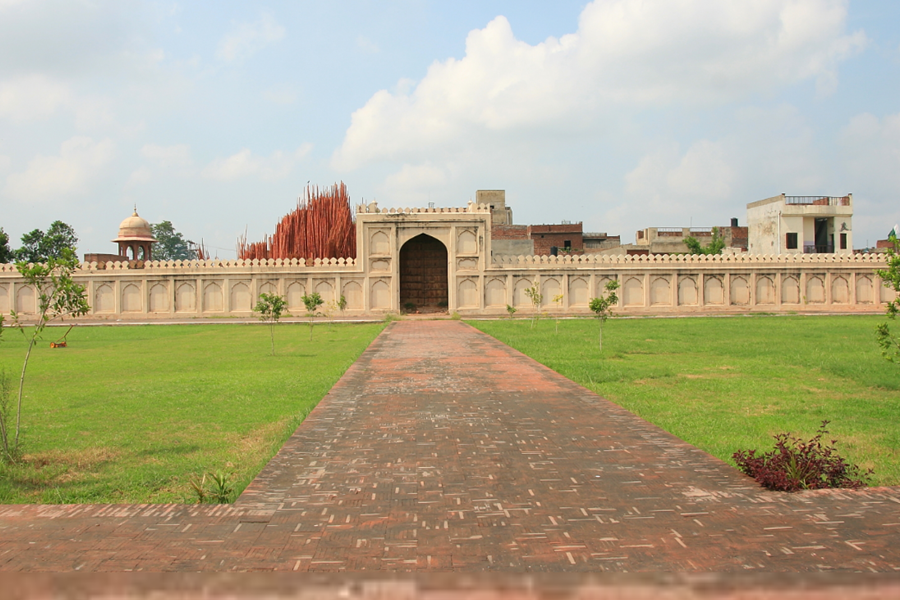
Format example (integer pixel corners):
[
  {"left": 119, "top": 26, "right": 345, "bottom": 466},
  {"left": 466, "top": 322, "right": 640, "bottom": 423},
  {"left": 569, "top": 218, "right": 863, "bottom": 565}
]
[{"left": 526, "top": 223, "right": 583, "bottom": 255}]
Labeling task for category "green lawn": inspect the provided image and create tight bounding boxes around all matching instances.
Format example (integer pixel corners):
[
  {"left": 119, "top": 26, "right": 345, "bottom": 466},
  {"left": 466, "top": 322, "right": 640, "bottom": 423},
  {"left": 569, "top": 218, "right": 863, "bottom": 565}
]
[
  {"left": 0, "top": 322, "right": 384, "bottom": 503},
  {"left": 470, "top": 315, "right": 900, "bottom": 486}
]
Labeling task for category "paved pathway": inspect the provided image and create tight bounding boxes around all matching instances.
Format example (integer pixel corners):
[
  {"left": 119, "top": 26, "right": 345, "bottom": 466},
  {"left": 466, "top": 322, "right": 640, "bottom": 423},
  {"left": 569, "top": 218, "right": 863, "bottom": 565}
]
[{"left": 1, "top": 321, "right": 899, "bottom": 574}]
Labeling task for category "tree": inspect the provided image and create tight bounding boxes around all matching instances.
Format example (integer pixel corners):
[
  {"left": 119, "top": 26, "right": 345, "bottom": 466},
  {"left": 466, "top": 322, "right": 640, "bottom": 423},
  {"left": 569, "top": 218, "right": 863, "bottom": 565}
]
[
  {"left": 302, "top": 292, "right": 324, "bottom": 341},
  {"left": 524, "top": 281, "right": 543, "bottom": 329},
  {"left": 14, "top": 221, "right": 79, "bottom": 263},
  {"left": 876, "top": 232, "right": 900, "bottom": 364},
  {"left": 253, "top": 293, "right": 287, "bottom": 356},
  {"left": 552, "top": 293, "right": 564, "bottom": 334},
  {"left": 589, "top": 279, "right": 620, "bottom": 352},
  {"left": 684, "top": 227, "right": 725, "bottom": 255},
  {"left": 1, "top": 248, "right": 90, "bottom": 463},
  {"left": 0, "top": 228, "right": 12, "bottom": 263},
  {"left": 150, "top": 221, "right": 196, "bottom": 261}
]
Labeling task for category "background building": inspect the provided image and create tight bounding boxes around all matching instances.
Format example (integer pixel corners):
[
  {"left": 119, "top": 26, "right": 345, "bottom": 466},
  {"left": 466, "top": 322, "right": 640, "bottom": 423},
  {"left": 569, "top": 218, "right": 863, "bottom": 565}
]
[{"left": 747, "top": 194, "right": 853, "bottom": 255}]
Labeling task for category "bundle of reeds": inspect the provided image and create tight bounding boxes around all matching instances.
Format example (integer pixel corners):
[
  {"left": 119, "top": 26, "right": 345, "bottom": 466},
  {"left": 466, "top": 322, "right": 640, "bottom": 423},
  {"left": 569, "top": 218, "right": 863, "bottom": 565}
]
[{"left": 238, "top": 182, "right": 357, "bottom": 260}]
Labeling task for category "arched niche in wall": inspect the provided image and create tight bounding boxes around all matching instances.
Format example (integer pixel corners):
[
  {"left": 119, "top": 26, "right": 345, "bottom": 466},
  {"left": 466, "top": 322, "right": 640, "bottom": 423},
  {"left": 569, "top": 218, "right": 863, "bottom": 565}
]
[
  {"left": 730, "top": 276, "right": 749, "bottom": 306},
  {"left": 122, "top": 283, "right": 142, "bottom": 312},
  {"left": 622, "top": 277, "right": 643, "bottom": 306},
  {"left": 94, "top": 283, "right": 115, "bottom": 313},
  {"left": 856, "top": 275, "right": 873, "bottom": 304},
  {"left": 806, "top": 275, "right": 825, "bottom": 304},
  {"left": 0, "top": 283, "right": 10, "bottom": 313},
  {"left": 204, "top": 282, "right": 224, "bottom": 312},
  {"left": 258, "top": 281, "right": 277, "bottom": 296},
  {"left": 314, "top": 280, "right": 334, "bottom": 304},
  {"left": 704, "top": 276, "right": 724, "bottom": 305},
  {"left": 342, "top": 280, "right": 363, "bottom": 310},
  {"left": 831, "top": 275, "right": 849, "bottom": 304},
  {"left": 756, "top": 276, "right": 775, "bottom": 305},
  {"left": 782, "top": 276, "right": 800, "bottom": 304},
  {"left": 286, "top": 281, "right": 306, "bottom": 310},
  {"left": 650, "top": 277, "right": 671, "bottom": 306},
  {"left": 149, "top": 283, "right": 169, "bottom": 313},
  {"left": 458, "top": 278, "right": 478, "bottom": 308},
  {"left": 568, "top": 277, "right": 588, "bottom": 306},
  {"left": 16, "top": 285, "right": 35, "bottom": 314},
  {"left": 175, "top": 282, "right": 196, "bottom": 312},
  {"left": 513, "top": 278, "right": 533, "bottom": 308},
  {"left": 231, "top": 282, "right": 251, "bottom": 311},
  {"left": 678, "top": 277, "right": 698, "bottom": 306},
  {"left": 485, "top": 277, "right": 506, "bottom": 307},
  {"left": 596, "top": 277, "right": 617, "bottom": 301},
  {"left": 541, "top": 277, "right": 561, "bottom": 307},
  {"left": 457, "top": 230, "right": 478, "bottom": 255},
  {"left": 370, "top": 230, "right": 390, "bottom": 255},
  {"left": 371, "top": 279, "right": 390, "bottom": 309}
]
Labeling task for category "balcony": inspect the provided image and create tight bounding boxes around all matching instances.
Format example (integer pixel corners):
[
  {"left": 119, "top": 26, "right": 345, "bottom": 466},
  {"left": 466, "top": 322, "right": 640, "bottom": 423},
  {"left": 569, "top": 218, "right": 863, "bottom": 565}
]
[
  {"left": 803, "top": 243, "right": 834, "bottom": 254},
  {"left": 785, "top": 196, "right": 850, "bottom": 206}
]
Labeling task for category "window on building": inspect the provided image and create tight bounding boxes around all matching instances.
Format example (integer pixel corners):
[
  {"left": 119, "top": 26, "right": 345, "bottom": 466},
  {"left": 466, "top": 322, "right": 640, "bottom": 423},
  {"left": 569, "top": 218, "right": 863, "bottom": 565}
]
[
  {"left": 786, "top": 232, "right": 798, "bottom": 249},
  {"left": 840, "top": 233, "right": 847, "bottom": 250},
  {"left": 563, "top": 239, "right": 571, "bottom": 249}
]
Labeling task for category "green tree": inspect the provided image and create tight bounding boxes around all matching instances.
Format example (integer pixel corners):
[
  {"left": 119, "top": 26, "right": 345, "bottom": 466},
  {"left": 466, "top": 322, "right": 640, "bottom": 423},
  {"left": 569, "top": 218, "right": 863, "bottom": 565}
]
[
  {"left": 524, "top": 281, "right": 543, "bottom": 329},
  {"left": 684, "top": 227, "right": 725, "bottom": 255},
  {"left": 589, "top": 279, "right": 620, "bottom": 351},
  {"left": 552, "top": 293, "right": 564, "bottom": 334},
  {"left": 1, "top": 248, "right": 90, "bottom": 462},
  {"left": 253, "top": 292, "right": 287, "bottom": 356},
  {"left": 876, "top": 232, "right": 900, "bottom": 363},
  {"left": 14, "top": 221, "right": 79, "bottom": 263},
  {"left": 150, "top": 221, "right": 196, "bottom": 261},
  {"left": 0, "top": 228, "right": 12, "bottom": 263},
  {"left": 302, "top": 292, "right": 324, "bottom": 341}
]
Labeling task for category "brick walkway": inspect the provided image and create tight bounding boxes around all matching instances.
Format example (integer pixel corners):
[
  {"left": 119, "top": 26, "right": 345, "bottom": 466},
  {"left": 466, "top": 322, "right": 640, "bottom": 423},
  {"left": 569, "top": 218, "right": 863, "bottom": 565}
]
[{"left": 1, "top": 320, "right": 899, "bottom": 575}]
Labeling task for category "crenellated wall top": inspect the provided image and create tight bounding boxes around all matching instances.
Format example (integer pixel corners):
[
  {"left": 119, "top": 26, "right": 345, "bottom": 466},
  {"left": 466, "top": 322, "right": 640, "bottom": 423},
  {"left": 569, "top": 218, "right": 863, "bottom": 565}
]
[
  {"left": 356, "top": 202, "right": 492, "bottom": 215},
  {"left": 489, "top": 252, "right": 889, "bottom": 267},
  {"left": 0, "top": 256, "right": 359, "bottom": 274}
]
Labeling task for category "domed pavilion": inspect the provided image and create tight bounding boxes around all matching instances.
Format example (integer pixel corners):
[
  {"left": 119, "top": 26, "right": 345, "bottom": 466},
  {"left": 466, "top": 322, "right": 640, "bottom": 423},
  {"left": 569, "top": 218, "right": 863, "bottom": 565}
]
[{"left": 112, "top": 209, "right": 157, "bottom": 260}]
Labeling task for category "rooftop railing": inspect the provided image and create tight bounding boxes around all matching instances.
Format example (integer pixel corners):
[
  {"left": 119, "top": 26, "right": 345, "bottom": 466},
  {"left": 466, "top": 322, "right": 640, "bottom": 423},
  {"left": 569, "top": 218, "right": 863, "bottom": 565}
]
[{"left": 784, "top": 196, "right": 851, "bottom": 206}]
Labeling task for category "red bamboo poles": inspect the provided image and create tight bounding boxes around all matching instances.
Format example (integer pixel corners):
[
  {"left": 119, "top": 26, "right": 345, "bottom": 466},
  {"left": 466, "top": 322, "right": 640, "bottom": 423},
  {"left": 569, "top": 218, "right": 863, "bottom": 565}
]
[{"left": 237, "top": 182, "right": 357, "bottom": 261}]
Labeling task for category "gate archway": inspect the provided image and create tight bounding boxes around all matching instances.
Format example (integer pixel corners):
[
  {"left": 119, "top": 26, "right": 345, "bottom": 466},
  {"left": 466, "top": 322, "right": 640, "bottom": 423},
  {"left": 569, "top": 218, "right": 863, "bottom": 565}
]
[{"left": 399, "top": 234, "right": 448, "bottom": 312}]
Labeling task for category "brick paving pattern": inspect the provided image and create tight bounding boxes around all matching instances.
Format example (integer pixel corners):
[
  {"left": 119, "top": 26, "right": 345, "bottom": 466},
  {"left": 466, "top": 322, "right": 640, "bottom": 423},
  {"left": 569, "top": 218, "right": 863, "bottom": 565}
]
[{"left": 0, "top": 320, "right": 899, "bottom": 574}]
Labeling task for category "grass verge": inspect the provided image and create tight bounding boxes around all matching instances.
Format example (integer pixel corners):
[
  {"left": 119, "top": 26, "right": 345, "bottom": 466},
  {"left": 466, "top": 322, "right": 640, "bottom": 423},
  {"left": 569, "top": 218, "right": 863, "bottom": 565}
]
[
  {"left": 470, "top": 315, "right": 900, "bottom": 486},
  {"left": 0, "top": 322, "right": 384, "bottom": 503}
]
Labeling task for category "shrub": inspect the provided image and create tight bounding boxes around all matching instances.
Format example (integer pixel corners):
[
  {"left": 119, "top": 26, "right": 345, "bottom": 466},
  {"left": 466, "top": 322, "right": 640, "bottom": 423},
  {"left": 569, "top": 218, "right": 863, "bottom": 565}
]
[{"left": 732, "top": 420, "right": 872, "bottom": 492}]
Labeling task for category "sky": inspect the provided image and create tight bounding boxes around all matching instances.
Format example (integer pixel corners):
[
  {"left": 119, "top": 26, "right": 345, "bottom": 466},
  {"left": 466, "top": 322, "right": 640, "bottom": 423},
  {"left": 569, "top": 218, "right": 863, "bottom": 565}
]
[{"left": 1, "top": 0, "right": 899, "bottom": 258}]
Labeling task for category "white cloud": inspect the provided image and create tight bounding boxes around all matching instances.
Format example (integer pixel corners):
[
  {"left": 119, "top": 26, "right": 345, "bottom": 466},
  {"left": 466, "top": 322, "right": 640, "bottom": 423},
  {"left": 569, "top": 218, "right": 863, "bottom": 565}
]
[
  {"left": 840, "top": 112, "right": 900, "bottom": 190},
  {"left": 262, "top": 86, "right": 297, "bottom": 106},
  {"left": 201, "top": 144, "right": 311, "bottom": 182},
  {"left": 141, "top": 143, "right": 192, "bottom": 168},
  {"left": 356, "top": 35, "right": 379, "bottom": 54},
  {"left": 0, "top": 75, "right": 71, "bottom": 122},
  {"left": 623, "top": 140, "right": 735, "bottom": 225},
  {"left": 126, "top": 165, "right": 152, "bottom": 187},
  {"left": 217, "top": 13, "right": 285, "bottom": 62},
  {"left": 332, "top": 0, "right": 865, "bottom": 171},
  {"left": 3, "top": 136, "right": 115, "bottom": 199}
]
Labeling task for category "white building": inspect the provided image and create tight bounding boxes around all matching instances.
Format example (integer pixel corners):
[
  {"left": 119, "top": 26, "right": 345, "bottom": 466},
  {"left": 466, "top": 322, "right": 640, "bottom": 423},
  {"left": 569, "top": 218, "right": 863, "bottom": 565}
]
[{"left": 747, "top": 194, "right": 853, "bottom": 255}]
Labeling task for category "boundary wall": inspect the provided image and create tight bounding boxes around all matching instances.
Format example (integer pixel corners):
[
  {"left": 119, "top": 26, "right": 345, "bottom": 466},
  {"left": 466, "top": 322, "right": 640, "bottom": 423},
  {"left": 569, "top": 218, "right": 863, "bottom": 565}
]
[{"left": 0, "top": 203, "right": 894, "bottom": 320}]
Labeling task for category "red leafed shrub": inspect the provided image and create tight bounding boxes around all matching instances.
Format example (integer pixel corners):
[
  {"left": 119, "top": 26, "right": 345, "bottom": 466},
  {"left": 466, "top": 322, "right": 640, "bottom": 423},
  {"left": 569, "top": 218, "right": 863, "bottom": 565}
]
[{"left": 732, "top": 421, "right": 872, "bottom": 492}]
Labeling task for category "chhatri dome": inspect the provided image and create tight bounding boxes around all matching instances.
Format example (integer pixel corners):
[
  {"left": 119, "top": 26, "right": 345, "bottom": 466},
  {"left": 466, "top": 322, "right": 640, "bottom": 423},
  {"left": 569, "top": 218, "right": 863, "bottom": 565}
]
[{"left": 112, "top": 208, "right": 157, "bottom": 260}]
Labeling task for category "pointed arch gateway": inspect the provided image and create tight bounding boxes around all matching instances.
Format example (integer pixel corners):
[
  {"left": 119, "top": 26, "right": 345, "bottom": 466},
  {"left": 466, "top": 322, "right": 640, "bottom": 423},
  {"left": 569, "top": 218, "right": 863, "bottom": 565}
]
[{"left": 399, "top": 234, "right": 448, "bottom": 312}]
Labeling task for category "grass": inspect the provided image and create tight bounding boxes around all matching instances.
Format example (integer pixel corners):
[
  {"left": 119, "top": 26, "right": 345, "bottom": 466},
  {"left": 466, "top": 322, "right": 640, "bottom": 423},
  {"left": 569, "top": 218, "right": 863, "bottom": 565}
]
[
  {"left": 0, "top": 322, "right": 384, "bottom": 503},
  {"left": 470, "top": 315, "right": 900, "bottom": 486}
]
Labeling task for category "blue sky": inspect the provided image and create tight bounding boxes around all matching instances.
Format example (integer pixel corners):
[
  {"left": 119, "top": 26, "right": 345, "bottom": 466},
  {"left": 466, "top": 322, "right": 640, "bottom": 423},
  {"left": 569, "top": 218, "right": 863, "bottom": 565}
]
[{"left": 1, "top": 0, "right": 899, "bottom": 257}]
